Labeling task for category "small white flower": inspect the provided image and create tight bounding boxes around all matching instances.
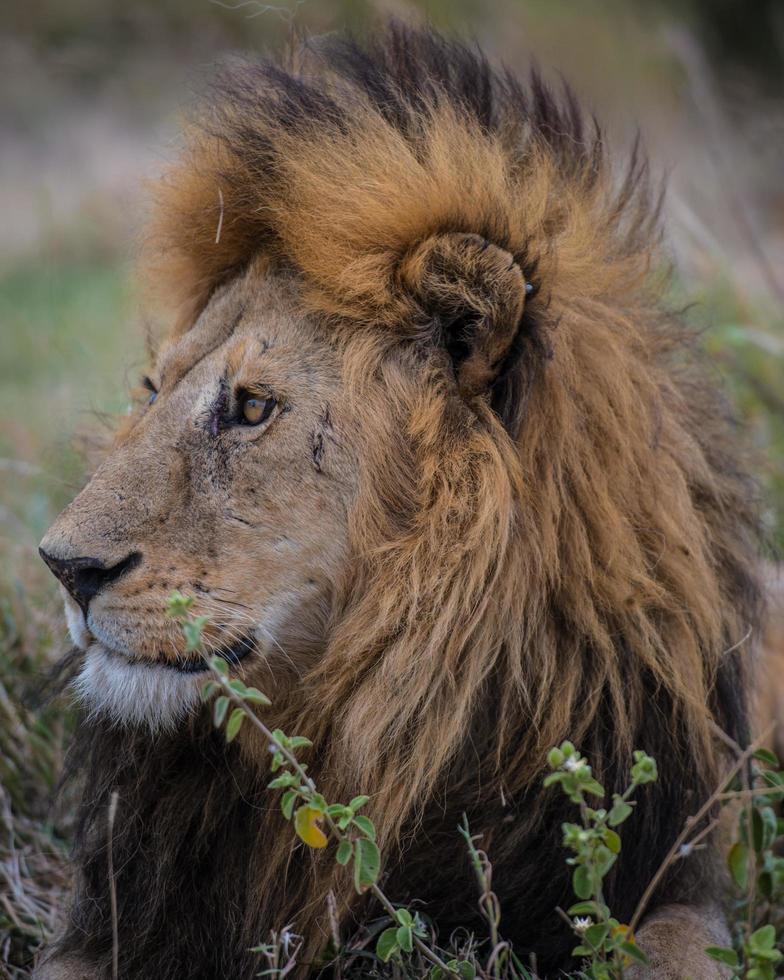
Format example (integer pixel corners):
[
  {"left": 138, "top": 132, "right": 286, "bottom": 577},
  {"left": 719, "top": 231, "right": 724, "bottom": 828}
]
[
  {"left": 573, "top": 916, "right": 592, "bottom": 933},
  {"left": 563, "top": 756, "right": 584, "bottom": 772}
]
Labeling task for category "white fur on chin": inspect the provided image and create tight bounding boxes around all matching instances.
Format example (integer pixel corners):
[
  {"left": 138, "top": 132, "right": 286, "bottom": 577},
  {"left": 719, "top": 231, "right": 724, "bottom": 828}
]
[{"left": 74, "top": 644, "right": 202, "bottom": 733}]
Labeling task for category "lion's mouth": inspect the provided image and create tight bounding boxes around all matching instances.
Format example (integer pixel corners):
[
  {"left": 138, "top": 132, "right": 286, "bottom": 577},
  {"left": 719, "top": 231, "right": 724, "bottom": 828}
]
[{"left": 109, "top": 635, "right": 255, "bottom": 674}]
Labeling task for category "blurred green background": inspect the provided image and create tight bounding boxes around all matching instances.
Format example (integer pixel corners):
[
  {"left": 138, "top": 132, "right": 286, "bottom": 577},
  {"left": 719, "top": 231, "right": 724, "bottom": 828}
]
[{"left": 0, "top": 1, "right": 782, "bottom": 975}]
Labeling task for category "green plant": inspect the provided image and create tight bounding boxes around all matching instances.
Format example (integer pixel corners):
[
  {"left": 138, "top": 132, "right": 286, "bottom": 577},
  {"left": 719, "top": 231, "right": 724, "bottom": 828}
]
[
  {"left": 543, "top": 742, "right": 658, "bottom": 979},
  {"left": 705, "top": 745, "right": 784, "bottom": 979},
  {"left": 167, "top": 592, "right": 784, "bottom": 980},
  {"left": 166, "top": 591, "right": 464, "bottom": 979}
]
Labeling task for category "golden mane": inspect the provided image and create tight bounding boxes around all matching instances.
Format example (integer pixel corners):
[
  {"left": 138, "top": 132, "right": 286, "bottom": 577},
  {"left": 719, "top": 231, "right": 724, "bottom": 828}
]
[
  {"left": 56, "top": 23, "right": 762, "bottom": 976},
  {"left": 144, "top": 19, "right": 760, "bottom": 795}
]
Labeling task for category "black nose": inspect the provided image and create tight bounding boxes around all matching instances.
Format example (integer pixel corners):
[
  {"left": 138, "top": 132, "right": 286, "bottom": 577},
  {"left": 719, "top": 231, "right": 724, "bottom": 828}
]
[{"left": 39, "top": 549, "right": 141, "bottom": 612}]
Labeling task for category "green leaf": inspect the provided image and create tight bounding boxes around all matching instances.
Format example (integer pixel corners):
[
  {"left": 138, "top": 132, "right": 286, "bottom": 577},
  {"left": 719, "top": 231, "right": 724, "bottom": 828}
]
[
  {"left": 705, "top": 946, "right": 740, "bottom": 967},
  {"left": 752, "top": 807, "right": 765, "bottom": 853},
  {"left": 753, "top": 748, "right": 780, "bottom": 768},
  {"left": 548, "top": 747, "right": 565, "bottom": 768},
  {"left": 595, "top": 846, "right": 617, "bottom": 877},
  {"left": 210, "top": 656, "right": 228, "bottom": 676},
  {"left": 603, "top": 829, "right": 621, "bottom": 854},
  {"left": 225, "top": 708, "right": 245, "bottom": 741},
  {"left": 268, "top": 772, "right": 298, "bottom": 789},
  {"left": 584, "top": 923, "right": 609, "bottom": 949},
  {"left": 573, "top": 865, "right": 593, "bottom": 899},
  {"left": 571, "top": 945, "right": 592, "bottom": 958},
  {"left": 395, "top": 908, "right": 413, "bottom": 927},
  {"left": 243, "top": 687, "right": 271, "bottom": 705},
  {"left": 760, "top": 806, "right": 778, "bottom": 852},
  {"left": 166, "top": 591, "right": 193, "bottom": 615},
  {"left": 353, "top": 815, "right": 376, "bottom": 841},
  {"left": 336, "top": 840, "right": 352, "bottom": 866},
  {"left": 728, "top": 841, "right": 749, "bottom": 890},
  {"left": 326, "top": 804, "right": 351, "bottom": 819},
  {"left": 354, "top": 837, "right": 381, "bottom": 892},
  {"left": 568, "top": 901, "right": 607, "bottom": 918},
  {"left": 201, "top": 680, "right": 218, "bottom": 700},
  {"left": 228, "top": 678, "right": 247, "bottom": 694},
  {"left": 448, "top": 962, "right": 476, "bottom": 980},
  {"left": 308, "top": 793, "right": 328, "bottom": 814},
  {"left": 280, "top": 790, "right": 297, "bottom": 821},
  {"left": 582, "top": 777, "right": 606, "bottom": 798},
  {"left": 183, "top": 620, "right": 205, "bottom": 652},
  {"left": 349, "top": 795, "right": 370, "bottom": 812},
  {"left": 744, "top": 969, "right": 769, "bottom": 980},
  {"left": 396, "top": 925, "right": 413, "bottom": 953},
  {"left": 376, "top": 927, "right": 399, "bottom": 962},
  {"left": 631, "top": 751, "right": 658, "bottom": 785},
  {"left": 619, "top": 941, "right": 648, "bottom": 965},
  {"left": 213, "top": 696, "right": 229, "bottom": 727},
  {"left": 750, "top": 924, "right": 777, "bottom": 950},
  {"left": 608, "top": 801, "right": 633, "bottom": 827}
]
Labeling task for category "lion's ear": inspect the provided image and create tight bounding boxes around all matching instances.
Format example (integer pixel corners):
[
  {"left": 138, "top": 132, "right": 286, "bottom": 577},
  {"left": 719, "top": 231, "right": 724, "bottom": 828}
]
[{"left": 399, "top": 232, "right": 528, "bottom": 399}]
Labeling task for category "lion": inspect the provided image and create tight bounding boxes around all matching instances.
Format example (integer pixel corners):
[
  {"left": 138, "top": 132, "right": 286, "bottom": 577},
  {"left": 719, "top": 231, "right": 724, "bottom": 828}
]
[{"left": 34, "top": 23, "right": 762, "bottom": 980}]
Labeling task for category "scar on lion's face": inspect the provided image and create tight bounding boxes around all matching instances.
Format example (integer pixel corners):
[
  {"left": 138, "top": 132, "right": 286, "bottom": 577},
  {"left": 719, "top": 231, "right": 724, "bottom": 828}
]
[{"left": 40, "top": 263, "right": 358, "bottom": 730}]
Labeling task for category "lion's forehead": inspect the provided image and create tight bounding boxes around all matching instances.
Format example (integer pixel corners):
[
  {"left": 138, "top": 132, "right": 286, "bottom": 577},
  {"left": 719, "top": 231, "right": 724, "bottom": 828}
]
[{"left": 153, "top": 269, "right": 336, "bottom": 401}]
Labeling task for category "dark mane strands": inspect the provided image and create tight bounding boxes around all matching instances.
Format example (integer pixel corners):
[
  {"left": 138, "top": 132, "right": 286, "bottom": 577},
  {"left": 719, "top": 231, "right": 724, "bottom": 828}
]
[{"left": 56, "top": 22, "right": 764, "bottom": 979}]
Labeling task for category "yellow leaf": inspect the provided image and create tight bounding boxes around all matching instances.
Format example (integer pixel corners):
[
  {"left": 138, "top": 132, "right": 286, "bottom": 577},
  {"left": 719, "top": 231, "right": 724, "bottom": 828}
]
[{"left": 294, "top": 805, "right": 328, "bottom": 848}]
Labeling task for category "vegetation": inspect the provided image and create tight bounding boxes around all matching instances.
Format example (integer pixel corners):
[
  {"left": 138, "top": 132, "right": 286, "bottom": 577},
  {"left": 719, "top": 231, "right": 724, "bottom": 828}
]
[{"left": 165, "top": 595, "right": 784, "bottom": 979}]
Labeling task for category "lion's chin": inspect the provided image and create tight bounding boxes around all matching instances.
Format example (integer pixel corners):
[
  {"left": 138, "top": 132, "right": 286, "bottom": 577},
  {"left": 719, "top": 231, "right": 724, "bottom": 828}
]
[{"left": 74, "top": 643, "right": 203, "bottom": 733}]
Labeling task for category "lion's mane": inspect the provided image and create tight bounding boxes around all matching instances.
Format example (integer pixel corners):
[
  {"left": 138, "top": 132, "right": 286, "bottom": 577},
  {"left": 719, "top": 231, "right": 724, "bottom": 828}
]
[{"left": 57, "top": 23, "right": 762, "bottom": 978}]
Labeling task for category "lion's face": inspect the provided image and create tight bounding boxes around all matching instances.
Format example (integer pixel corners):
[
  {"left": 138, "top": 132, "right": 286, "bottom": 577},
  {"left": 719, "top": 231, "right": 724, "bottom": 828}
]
[
  {"left": 40, "top": 226, "right": 532, "bottom": 733},
  {"left": 40, "top": 262, "right": 355, "bottom": 730}
]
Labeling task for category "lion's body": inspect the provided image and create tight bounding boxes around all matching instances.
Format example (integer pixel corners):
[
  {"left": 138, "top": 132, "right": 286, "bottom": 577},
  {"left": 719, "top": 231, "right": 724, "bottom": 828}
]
[{"left": 37, "top": 24, "right": 761, "bottom": 979}]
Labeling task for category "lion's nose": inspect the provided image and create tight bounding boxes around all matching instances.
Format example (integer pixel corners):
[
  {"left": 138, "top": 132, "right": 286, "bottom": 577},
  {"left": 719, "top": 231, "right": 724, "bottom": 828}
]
[{"left": 38, "top": 548, "right": 142, "bottom": 612}]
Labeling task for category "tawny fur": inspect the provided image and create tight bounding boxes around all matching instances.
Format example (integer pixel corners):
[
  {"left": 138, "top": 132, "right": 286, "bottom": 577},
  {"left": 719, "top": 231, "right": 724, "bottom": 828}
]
[{"left": 36, "top": 23, "right": 762, "bottom": 979}]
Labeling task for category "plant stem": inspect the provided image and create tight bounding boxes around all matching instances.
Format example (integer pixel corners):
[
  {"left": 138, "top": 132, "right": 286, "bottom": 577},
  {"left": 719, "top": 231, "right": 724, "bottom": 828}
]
[
  {"left": 208, "top": 663, "right": 459, "bottom": 978},
  {"left": 629, "top": 728, "right": 773, "bottom": 934}
]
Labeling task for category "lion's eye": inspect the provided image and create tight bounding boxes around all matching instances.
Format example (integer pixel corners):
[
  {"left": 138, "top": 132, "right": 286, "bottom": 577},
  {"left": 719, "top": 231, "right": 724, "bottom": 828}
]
[{"left": 240, "top": 395, "right": 276, "bottom": 426}]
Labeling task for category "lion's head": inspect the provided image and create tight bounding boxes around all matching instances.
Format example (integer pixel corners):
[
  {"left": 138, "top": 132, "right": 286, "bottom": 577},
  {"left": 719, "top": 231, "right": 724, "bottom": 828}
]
[
  {"left": 38, "top": 23, "right": 762, "bottom": 978},
  {"left": 40, "top": 262, "right": 357, "bottom": 730}
]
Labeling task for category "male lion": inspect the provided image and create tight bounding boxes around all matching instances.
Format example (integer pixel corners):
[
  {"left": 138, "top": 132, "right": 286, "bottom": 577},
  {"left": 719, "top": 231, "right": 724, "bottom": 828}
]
[{"left": 36, "top": 23, "right": 761, "bottom": 980}]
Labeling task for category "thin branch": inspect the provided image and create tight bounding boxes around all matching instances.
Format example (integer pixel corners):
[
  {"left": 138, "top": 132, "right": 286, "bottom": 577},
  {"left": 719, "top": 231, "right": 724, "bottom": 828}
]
[
  {"left": 207, "top": 663, "right": 459, "bottom": 978},
  {"left": 629, "top": 724, "right": 775, "bottom": 934},
  {"left": 107, "top": 791, "right": 119, "bottom": 980},
  {"left": 214, "top": 187, "right": 224, "bottom": 245}
]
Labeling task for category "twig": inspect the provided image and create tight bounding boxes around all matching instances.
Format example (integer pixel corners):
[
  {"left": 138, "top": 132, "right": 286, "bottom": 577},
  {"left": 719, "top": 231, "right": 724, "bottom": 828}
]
[
  {"left": 107, "top": 791, "right": 119, "bottom": 980},
  {"left": 208, "top": 0, "right": 305, "bottom": 23},
  {"left": 710, "top": 721, "right": 776, "bottom": 945},
  {"left": 207, "top": 664, "right": 459, "bottom": 978},
  {"left": 215, "top": 187, "right": 224, "bottom": 245},
  {"left": 629, "top": 724, "right": 774, "bottom": 934}
]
